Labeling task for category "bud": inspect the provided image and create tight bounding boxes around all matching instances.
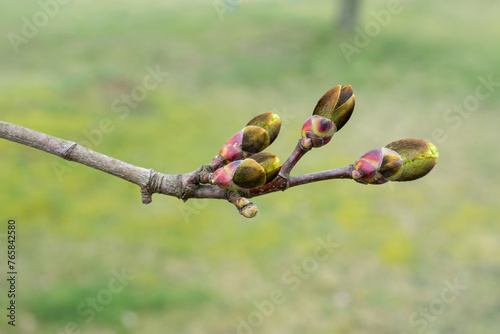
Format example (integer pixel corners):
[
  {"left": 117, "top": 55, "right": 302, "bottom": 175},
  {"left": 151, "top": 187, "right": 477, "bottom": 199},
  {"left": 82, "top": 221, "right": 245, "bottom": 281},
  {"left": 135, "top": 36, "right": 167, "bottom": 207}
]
[
  {"left": 384, "top": 139, "right": 439, "bottom": 181},
  {"left": 313, "top": 85, "right": 355, "bottom": 131},
  {"left": 241, "top": 126, "right": 270, "bottom": 153},
  {"left": 352, "top": 148, "right": 384, "bottom": 184},
  {"left": 301, "top": 115, "right": 336, "bottom": 148},
  {"left": 213, "top": 160, "right": 242, "bottom": 189},
  {"left": 219, "top": 131, "right": 245, "bottom": 162},
  {"left": 247, "top": 111, "right": 281, "bottom": 145},
  {"left": 247, "top": 152, "right": 281, "bottom": 183},
  {"left": 379, "top": 148, "right": 403, "bottom": 181},
  {"left": 236, "top": 197, "right": 251, "bottom": 209},
  {"left": 352, "top": 148, "right": 402, "bottom": 184},
  {"left": 213, "top": 159, "right": 266, "bottom": 190},
  {"left": 232, "top": 158, "right": 267, "bottom": 189},
  {"left": 219, "top": 112, "right": 281, "bottom": 163},
  {"left": 241, "top": 203, "right": 258, "bottom": 218}
]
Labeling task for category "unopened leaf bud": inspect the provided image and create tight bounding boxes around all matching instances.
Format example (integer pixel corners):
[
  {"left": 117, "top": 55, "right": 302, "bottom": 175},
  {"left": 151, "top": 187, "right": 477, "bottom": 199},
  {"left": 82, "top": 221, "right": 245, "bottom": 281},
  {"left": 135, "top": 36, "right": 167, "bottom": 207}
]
[
  {"left": 352, "top": 148, "right": 403, "bottom": 185},
  {"left": 219, "top": 131, "right": 244, "bottom": 162},
  {"left": 213, "top": 159, "right": 267, "bottom": 190},
  {"left": 241, "top": 126, "right": 270, "bottom": 153},
  {"left": 219, "top": 112, "right": 281, "bottom": 163},
  {"left": 232, "top": 158, "right": 267, "bottom": 189},
  {"left": 213, "top": 160, "right": 242, "bottom": 189},
  {"left": 247, "top": 152, "right": 281, "bottom": 183},
  {"left": 301, "top": 115, "right": 336, "bottom": 148},
  {"left": 313, "top": 84, "right": 355, "bottom": 131},
  {"left": 240, "top": 203, "right": 258, "bottom": 218},
  {"left": 384, "top": 139, "right": 439, "bottom": 181},
  {"left": 236, "top": 197, "right": 251, "bottom": 209},
  {"left": 247, "top": 111, "right": 281, "bottom": 144}
]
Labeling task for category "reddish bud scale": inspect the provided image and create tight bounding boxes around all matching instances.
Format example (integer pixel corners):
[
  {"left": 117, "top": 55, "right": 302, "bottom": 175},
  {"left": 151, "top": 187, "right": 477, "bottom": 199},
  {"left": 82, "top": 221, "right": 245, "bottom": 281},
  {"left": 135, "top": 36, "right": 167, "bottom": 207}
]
[
  {"left": 352, "top": 147, "right": 404, "bottom": 185},
  {"left": 219, "top": 131, "right": 244, "bottom": 162},
  {"left": 354, "top": 148, "right": 382, "bottom": 178},
  {"left": 353, "top": 148, "right": 386, "bottom": 184},
  {"left": 301, "top": 115, "right": 336, "bottom": 148},
  {"left": 213, "top": 160, "right": 242, "bottom": 189}
]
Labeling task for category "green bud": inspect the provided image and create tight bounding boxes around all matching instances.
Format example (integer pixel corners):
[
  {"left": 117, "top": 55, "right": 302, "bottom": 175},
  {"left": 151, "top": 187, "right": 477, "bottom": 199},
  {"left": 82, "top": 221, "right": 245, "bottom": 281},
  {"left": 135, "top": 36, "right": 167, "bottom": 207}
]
[
  {"left": 232, "top": 158, "right": 267, "bottom": 189},
  {"left": 247, "top": 152, "right": 281, "bottom": 183},
  {"left": 384, "top": 139, "right": 439, "bottom": 181},
  {"left": 236, "top": 197, "right": 251, "bottom": 209},
  {"left": 313, "top": 84, "right": 355, "bottom": 131},
  {"left": 240, "top": 203, "right": 258, "bottom": 218},
  {"left": 241, "top": 126, "right": 270, "bottom": 153},
  {"left": 247, "top": 111, "right": 281, "bottom": 145},
  {"left": 219, "top": 112, "right": 281, "bottom": 163}
]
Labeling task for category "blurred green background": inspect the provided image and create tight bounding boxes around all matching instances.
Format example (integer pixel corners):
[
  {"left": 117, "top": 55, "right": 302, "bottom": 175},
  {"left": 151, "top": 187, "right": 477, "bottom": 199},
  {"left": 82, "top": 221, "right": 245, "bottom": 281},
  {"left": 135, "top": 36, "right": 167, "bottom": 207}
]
[{"left": 1, "top": 0, "right": 499, "bottom": 333}]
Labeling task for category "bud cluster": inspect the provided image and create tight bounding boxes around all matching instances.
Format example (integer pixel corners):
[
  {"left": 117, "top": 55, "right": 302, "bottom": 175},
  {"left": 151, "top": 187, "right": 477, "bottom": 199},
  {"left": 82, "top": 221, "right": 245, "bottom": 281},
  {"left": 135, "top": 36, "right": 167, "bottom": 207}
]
[
  {"left": 211, "top": 112, "right": 283, "bottom": 193},
  {"left": 202, "top": 84, "right": 439, "bottom": 217}
]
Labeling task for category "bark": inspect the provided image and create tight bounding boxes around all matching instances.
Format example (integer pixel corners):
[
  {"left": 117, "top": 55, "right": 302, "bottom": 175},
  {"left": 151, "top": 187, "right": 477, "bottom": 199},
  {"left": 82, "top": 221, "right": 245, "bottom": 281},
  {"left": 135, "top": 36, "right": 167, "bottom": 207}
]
[{"left": 0, "top": 120, "right": 354, "bottom": 217}]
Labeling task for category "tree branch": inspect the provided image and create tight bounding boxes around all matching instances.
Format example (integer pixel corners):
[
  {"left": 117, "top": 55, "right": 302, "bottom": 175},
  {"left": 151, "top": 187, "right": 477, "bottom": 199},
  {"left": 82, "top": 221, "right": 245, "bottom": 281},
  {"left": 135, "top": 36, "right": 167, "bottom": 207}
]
[{"left": 1, "top": 120, "right": 353, "bottom": 216}]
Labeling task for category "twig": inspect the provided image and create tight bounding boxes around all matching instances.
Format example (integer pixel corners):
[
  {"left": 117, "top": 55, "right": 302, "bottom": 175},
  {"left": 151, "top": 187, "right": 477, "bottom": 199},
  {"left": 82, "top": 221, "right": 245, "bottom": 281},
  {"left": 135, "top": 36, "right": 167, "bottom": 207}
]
[{"left": 0, "top": 120, "right": 353, "bottom": 216}]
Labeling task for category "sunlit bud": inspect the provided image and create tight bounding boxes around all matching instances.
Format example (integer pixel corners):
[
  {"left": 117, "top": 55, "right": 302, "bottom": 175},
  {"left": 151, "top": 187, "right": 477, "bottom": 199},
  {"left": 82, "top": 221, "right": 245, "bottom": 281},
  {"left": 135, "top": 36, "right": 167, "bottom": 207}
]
[
  {"left": 384, "top": 139, "right": 439, "bottom": 181},
  {"left": 301, "top": 115, "right": 336, "bottom": 148},
  {"left": 313, "top": 84, "right": 355, "bottom": 131}
]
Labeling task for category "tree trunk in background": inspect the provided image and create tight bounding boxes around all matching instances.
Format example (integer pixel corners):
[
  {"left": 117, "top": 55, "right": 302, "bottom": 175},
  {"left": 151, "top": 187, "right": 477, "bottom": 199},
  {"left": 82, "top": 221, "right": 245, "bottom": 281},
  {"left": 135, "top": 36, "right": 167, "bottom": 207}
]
[{"left": 338, "top": 0, "right": 361, "bottom": 30}]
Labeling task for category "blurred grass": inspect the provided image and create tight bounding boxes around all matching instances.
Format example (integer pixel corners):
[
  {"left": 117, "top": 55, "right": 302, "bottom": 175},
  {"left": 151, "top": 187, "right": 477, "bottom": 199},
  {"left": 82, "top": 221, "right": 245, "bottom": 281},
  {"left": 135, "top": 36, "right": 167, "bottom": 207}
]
[{"left": 1, "top": 0, "right": 499, "bottom": 333}]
